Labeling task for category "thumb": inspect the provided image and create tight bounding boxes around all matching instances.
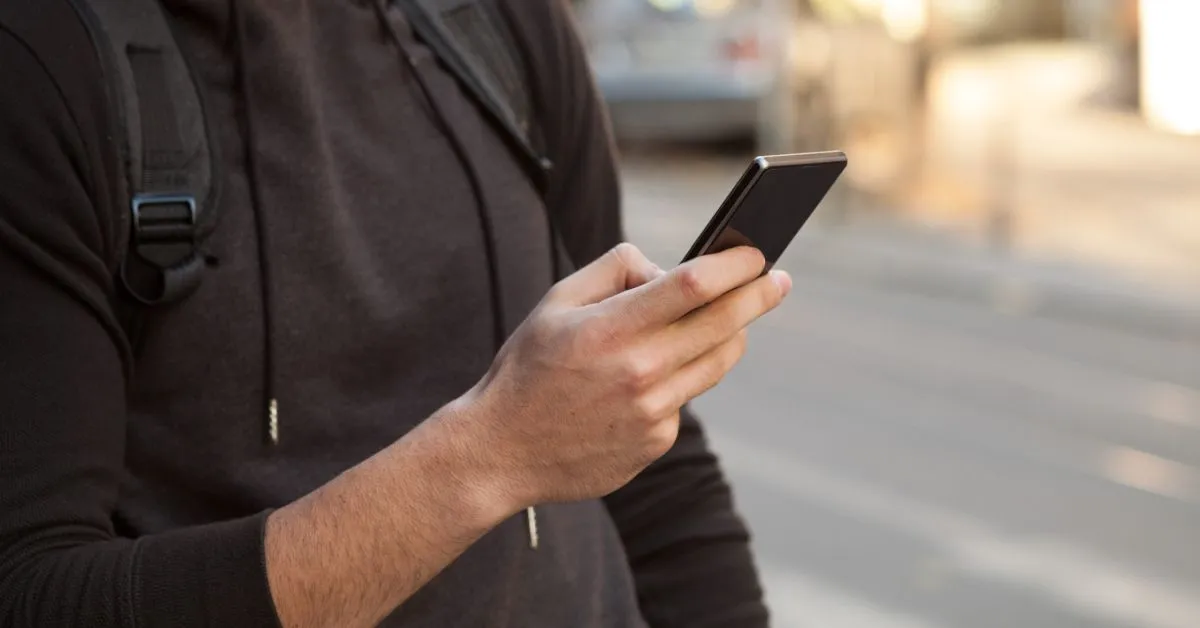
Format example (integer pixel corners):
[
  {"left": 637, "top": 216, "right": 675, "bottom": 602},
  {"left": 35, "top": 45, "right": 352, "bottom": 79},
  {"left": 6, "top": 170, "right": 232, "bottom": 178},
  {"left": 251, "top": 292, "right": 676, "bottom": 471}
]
[{"left": 548, "top": 243, "right": 662, "bottom": 306}]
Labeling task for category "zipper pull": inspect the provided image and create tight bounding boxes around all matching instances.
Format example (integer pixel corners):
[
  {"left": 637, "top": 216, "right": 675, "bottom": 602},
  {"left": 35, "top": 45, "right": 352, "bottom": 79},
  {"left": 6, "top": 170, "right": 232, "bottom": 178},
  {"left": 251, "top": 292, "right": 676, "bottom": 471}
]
[{"left": 526, "top": 506, "right": 539, "bottom": 549}]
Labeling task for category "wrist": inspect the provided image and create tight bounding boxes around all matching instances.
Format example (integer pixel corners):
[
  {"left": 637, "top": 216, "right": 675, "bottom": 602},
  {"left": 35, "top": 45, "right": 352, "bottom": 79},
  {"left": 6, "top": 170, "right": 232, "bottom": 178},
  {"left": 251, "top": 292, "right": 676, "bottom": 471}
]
[{"left": 414, "top": 392, "right": 527, "bottom": 527}]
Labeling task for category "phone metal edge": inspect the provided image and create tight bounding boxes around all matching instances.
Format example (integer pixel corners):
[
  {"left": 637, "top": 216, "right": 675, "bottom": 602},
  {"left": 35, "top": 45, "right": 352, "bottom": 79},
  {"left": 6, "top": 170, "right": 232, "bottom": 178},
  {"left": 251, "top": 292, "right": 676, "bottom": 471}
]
[{"left": 757, "top": 150, "right": 847, "bottom": 170}]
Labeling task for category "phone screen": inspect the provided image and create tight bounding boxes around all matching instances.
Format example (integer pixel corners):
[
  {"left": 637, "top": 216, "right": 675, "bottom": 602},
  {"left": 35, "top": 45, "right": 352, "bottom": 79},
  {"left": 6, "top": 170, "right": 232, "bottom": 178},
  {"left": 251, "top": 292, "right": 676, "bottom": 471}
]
[{"left": 683, "top": 152, "right": 847, "bottom": 267}]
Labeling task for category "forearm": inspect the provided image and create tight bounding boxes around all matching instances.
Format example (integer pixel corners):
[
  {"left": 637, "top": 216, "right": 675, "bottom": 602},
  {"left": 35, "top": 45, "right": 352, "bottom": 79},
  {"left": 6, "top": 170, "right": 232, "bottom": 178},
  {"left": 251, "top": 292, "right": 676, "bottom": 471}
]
[
  {"left": 0, "top": 401, "right": 513, "bottom": 628},
  {"left": 265, "top": 397, "right": 516, "bottom": 628}
]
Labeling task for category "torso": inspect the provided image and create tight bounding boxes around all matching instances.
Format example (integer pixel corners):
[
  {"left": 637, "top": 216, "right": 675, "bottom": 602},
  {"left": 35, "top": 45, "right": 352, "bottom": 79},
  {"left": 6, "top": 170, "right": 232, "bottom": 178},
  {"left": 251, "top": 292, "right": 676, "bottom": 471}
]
[{"left": 113, "top": 1, "right": 643, "bottom": 624}]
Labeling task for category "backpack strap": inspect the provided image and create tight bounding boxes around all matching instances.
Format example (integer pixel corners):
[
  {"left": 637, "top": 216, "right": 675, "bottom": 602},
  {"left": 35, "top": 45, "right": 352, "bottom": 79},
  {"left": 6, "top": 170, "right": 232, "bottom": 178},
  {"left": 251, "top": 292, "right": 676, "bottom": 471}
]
[
  {"left": 68, "top": 0, "right": 219, "bottom": 310},
  {"left": 71, "top": 0, "right": 541, "bottom": 315},
  {"left": 398, "top": 0, "right": 553, "bottom": 189}
]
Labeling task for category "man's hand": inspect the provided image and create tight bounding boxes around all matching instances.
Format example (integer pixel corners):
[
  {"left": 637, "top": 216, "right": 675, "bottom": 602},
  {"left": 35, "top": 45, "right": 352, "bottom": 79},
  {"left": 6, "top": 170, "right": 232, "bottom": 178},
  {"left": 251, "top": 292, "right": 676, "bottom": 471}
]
[
  {"left": 264, "top": 243, "right": 789, "bottom": 628},
  {"left": 455, "top": 243, "right": 791, "bottom": 508}
]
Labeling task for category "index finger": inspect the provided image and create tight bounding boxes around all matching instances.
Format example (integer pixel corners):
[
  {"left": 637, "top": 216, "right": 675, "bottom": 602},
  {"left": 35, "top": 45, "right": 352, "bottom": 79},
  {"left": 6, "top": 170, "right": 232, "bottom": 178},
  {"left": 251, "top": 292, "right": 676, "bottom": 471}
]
[{"left": 601, "top": 246, "right": 767, "bottom": 331}]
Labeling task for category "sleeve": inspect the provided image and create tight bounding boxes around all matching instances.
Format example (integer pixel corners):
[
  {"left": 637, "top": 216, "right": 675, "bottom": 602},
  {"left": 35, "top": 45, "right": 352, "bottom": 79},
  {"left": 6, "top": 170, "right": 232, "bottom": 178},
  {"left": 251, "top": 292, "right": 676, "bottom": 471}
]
[
  {"left": 511, "top": 3, "right": 770, "bottom": 626},
  {"left": 0, "top": 25, "right": 279, "bottom": 627}
]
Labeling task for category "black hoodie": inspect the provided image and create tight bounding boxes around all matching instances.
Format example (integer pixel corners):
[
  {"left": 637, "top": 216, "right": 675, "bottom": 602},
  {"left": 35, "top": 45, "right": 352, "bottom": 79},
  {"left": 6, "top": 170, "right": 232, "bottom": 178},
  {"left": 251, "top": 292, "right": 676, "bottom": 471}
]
[{"left": 0, "top": 1, "right": 767, "bottom": 626}]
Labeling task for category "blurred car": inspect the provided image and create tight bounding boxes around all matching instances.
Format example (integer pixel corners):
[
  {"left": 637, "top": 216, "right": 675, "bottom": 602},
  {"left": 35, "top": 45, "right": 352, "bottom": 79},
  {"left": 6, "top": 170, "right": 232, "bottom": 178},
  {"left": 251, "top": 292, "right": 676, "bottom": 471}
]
[{"left": 576, "top": 0, "right": 817, "bottom": 152}]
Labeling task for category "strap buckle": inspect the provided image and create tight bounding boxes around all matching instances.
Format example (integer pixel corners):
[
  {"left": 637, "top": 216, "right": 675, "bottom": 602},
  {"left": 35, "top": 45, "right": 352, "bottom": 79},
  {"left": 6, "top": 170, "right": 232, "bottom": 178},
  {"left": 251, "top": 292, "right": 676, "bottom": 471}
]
[{"left": 131, "top": 194, "right": 197, "bottom": 268}]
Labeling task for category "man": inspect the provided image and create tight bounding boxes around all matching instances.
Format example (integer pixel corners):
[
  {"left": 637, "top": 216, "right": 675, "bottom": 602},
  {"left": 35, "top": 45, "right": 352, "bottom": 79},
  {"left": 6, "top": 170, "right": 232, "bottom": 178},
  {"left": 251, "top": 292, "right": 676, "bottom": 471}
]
[{"left": 0, "top": 1, "right": 789, "bottom": 626}]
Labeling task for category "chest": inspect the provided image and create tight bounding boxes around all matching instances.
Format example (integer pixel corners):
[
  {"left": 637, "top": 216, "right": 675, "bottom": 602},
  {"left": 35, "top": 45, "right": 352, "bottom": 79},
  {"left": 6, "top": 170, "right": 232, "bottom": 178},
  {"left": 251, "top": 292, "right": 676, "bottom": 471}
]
[{"left": 125, "top": 0, "right": 552, "bottom": 479}]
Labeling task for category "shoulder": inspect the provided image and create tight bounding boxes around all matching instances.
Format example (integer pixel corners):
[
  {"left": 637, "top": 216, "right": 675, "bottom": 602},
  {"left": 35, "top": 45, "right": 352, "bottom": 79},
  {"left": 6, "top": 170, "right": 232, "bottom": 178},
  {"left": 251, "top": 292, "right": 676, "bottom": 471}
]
[
  {"left": 0, "top": 0, "right": 112, "bottom": 131},
  {"left": 0, "top": 0, "right": 124, "bottom": 267}
]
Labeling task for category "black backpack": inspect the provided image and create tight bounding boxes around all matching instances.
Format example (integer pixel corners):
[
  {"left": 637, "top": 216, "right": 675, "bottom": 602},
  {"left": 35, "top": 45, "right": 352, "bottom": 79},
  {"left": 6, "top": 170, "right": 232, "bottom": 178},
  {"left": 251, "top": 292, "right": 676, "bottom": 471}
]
[{"left": 67, "top": 0, "right": 549, "bottom": 314}]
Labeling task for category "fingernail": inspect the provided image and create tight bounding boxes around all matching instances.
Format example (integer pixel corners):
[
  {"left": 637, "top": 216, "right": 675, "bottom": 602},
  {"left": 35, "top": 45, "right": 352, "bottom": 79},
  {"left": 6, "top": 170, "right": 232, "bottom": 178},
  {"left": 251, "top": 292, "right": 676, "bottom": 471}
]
[{"left": 769, "top": 270, "right": 792, "bottom": 296}]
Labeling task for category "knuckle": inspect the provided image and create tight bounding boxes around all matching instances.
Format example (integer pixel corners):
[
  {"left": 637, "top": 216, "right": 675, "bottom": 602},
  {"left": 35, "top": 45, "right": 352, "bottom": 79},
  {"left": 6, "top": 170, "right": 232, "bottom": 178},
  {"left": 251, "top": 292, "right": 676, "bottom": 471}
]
[
  {"left": 525, "top": 311, "right": 561, "bottom": 347},
  {"left": 675, "top": 267, "right": 709, "bottom": 302},
  {"left": 647, "top": 417, "right": 681, "bottom": 457},
  {"left": 621, "top": 354, "right": 662, "bottom": 392},
  {"left": 631, "top": 394, "right": 668, "bottom": 423},
  {"left": 544, "top": 279, "right": 569, "bottom": 303}
]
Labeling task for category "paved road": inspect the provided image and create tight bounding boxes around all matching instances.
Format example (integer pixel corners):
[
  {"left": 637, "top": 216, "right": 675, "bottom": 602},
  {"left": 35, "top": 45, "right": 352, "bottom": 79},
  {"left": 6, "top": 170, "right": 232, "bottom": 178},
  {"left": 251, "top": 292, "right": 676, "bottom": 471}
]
[{"left": 620, "top": 152, "right": 1200, "bottom": 628}]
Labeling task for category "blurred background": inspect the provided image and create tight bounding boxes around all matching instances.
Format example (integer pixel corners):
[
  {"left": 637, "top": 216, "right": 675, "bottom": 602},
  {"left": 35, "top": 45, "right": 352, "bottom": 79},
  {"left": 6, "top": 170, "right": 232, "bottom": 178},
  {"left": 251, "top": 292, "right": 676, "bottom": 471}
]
[{"left": 572, "top": 1, "right": 1200, "bottom": 626}]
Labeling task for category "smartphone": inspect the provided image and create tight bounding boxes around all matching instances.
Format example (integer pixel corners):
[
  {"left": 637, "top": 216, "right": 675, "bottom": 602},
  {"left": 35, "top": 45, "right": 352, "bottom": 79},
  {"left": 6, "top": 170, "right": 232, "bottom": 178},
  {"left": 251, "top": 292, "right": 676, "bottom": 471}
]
[{"left": 681, "top": 151, "right": 847, "bottom": 268}]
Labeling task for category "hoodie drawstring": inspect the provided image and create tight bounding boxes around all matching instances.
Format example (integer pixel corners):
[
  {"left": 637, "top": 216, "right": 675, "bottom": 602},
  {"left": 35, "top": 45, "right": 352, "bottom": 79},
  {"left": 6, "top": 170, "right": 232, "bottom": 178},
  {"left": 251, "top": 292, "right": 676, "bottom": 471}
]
[
  {"left": 370, "top": 1, "right": 509, "bottom": 351},
  {"left": 230, "top": 0, "right": 281, "bottom": 446},
  {"left": 371, "top": 0, "right": 540, "bottom": 549},
  {"left": 228, "top": 0, "right": 540, "bottom": 545}
]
